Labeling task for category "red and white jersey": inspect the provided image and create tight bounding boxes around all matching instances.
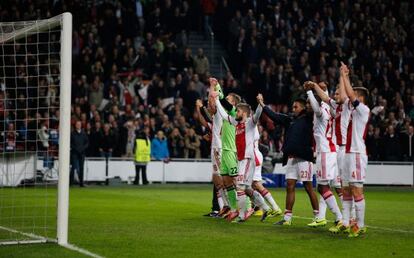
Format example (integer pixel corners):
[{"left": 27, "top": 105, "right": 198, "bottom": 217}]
[
  {"left": 328, "top": 98, "right": 352, "bottom": 146},
  {"left": 345, "top": 101, "right": 370, "bottom": 154},
  {"left": 209, "top": 112, "right": 223, "bottom": 149},
  {"left": 313, "top": 102, "right": 336, "bottom": 153},
  {"left": 235, "top": 118, "right": 257, "bottom": 161},
  {"left": 214, "top": 98, "right": 263, "bottom": 161}
]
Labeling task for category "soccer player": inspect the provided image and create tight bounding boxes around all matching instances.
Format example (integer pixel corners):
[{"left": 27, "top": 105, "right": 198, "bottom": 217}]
[
  {"left": 195, "top": 98, "right": 229, "bottom": 217},
  {"left": 213, "top": 92, "right": 272, "bottom": 222},
  {"left": 304, "top": 81, "right": 343, "bottom": 229},
  {"left": 208, "top": 78, "right": 241, "bottom": 221},
  {"left": 312, "top": 77, "right": 357, "bottom": 229},
  {"left": 252, "top": 125, "right": 282, "bottom": 218},
  {"left": 257, "top": 95, "right": 320, "bottom": 226},
  {"left": 339, "top": 63, "right": 370, "bottom": 237}
]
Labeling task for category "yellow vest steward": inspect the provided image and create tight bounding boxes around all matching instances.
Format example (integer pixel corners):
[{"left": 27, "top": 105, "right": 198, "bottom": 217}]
[{"left": 135, "top": 139, "right": 151, "bottom": 163}]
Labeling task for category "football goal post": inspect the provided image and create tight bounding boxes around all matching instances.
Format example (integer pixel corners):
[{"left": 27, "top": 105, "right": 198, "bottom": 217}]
[{"left": 0, "top": 12, "right": 72, "bottom": 246}]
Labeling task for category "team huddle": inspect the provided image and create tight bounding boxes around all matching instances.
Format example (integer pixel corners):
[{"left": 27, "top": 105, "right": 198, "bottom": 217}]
[{"left": 195, "top": 62, "right": 369, "bottom": 238}]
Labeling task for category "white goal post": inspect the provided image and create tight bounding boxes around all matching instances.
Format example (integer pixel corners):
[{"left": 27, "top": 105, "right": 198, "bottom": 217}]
[{"left": 0, "top": 12, "right": 72, "bottom": 246}]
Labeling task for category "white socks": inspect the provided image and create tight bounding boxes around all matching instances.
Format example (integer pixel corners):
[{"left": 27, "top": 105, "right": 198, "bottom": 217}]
[
  {"left": 253, "top": 190, "right": 270, "bottom": 212},
  {"left": 260, "top": 189, "right": 280, "bottom": 211},
  {"left": 318, "top": 195, "right": 327, "bottom": 219},
  {"left": 354, "top": 195, "right": 365, "bottom": 228}
]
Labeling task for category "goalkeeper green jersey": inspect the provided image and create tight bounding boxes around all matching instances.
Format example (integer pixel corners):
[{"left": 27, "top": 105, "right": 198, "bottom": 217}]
[{"left": 221, "top": 107, "right": 237, "bottom": 152}]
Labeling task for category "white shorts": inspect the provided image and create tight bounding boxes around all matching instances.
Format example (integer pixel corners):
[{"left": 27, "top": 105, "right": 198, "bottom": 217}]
[
  {"left": 285, "top": 158, "right": 313, "bottom": 182},
  {"left": 331, "top": 166, "right": 342, "bottom": 188},
  {"left": 236, "top": 158, "right": 255, "bottom": 186},
  {"left": 343, "top": 153, "right": 367, "bottom": 184},
  {"left": 211, "top": 148, "right": 221, "bottom": 175},
  {"left": 253, "top": 150, "right": 263, "bottom": 182},
  {"left": 316, "top": 152, "right": 337, "bottom": 183},
  {"left": 336, "top": 145, "right": 346, "bottom": 177}
]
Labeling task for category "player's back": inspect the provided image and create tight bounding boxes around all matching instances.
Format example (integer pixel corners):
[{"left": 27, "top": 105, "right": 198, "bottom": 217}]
[
  {"left": 313, "top": 103, "right": 336, "bottom": 153},
  {"left": 330, "top": 98, "right": 352, "bottom": 146},
  {"left": 346, "top": 102, "right": 370, "bottom": 154}
]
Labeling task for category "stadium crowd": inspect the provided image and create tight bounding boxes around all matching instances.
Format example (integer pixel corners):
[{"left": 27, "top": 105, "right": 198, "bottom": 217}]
[{"left": 0, "top": 0, "right": 413, "bottom": 162}]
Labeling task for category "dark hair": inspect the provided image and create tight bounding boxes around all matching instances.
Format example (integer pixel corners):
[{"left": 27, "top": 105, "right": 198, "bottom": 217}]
[
  {"left": 293, "top": 98, "right": 307, "bottom": 108},
  {"left": 135, "top": 130, "right": 149, "bottom": 145},
  {"left": 354, "top": 87, "right": 369, "bottom": 98}
]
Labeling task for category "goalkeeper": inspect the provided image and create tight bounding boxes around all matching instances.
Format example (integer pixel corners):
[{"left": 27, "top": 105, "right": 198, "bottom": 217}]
[{"left": 209, "top": 78, "right": 241, "bottom": 221}]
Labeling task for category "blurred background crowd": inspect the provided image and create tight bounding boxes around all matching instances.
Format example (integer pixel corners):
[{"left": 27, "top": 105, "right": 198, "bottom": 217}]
[{"left": 0, "top": 0, "right": 413, "bottom": 162}]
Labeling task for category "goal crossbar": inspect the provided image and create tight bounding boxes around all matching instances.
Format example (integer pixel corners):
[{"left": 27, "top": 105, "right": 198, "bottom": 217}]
[{"left": 0, "top": 16, "right": 62, "bottom": 44}]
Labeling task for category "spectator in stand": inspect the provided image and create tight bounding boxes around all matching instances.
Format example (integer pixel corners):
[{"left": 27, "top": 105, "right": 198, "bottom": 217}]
[
  {"left": 125, "top": 120, "right": 137, "bottom": 158},
  {"left": 184, "top": 128, "right": 201, "bottom": 159},
  {"left": 168, "top": 127, "right": 185, "bottom": 158},
  {"left": 365, "top": 125, "right": 382, "bottom": 161},
  {"left": 70, "top": 121, "right": 89, "bottom": 187},
  {"left": 382, "top": 125, "right": 402, "bottom": 161},
  {"left": 98, "top": 123, "right": 115, "bottom": 159},
  {"left": 151, "top": 130, "right": 169, "bottom": 161},
  {"left": 194, "top": 48, "right": 210, "bottom": 80},
  {"left": 401, "top": 125, "right": 414, "bottom": 161},
  {"left": 200, "top": 0, "right": 217, "bottom": 39}
]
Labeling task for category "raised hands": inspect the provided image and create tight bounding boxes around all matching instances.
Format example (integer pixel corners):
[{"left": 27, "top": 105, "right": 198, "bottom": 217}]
[
  {"left": 340, "top": 62, "right": 349, "bottom": 77},
  {"left": 303, "top": 81, "right": 316, "bottom": 91},
  {"left": 208, "top": 77, "right": 221, "bottom": 99},
  {"left": 257, "top": 93, "right": 264, "bottom": 106},
  {"left": 209, "top": 77, "right": 218, "bottom": 87},
  {"left": 318, "top": 82, "right": 327, "bottom": 91},
  {"left": 195, "top": 99, "right": 203, "bottom": 109}
]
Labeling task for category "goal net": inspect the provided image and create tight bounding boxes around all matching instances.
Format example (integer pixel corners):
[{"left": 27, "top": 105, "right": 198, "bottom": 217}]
[{"left": 0, "top": 13, "right": 72, "bottom": 245}]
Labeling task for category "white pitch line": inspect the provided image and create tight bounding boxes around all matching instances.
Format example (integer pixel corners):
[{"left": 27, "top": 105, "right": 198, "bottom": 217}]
[
  {"left": 292, "top": 215, "right": 414, "bottom": 234},
  {"left": 0, "top": 225, "right": 55, "bottom": 243},
  {"left": 0, "top": 225, "right": 104, "bottom": 257},
  {"left": 61, "top": 243, "right": 105, "bottom": 258}
]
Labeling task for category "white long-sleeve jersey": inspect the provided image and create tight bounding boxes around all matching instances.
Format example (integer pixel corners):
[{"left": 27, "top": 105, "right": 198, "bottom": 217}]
[
  {"left": 328, "top": 98, "right": 352, "bottom": 146},
  {"left": 307, "top": 91, "right": 336, "bottom": 153},
  {"left": 345, "top": 100, "right": 370, "bottom": 154}
]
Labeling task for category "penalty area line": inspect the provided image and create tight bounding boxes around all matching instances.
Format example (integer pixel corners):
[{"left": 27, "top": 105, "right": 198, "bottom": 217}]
[
  {"left": 61, "top": 243, "right": 105, "bottom": 258},
  {"left": 292, "top": 216, "right": 414, "bottom": 234}
]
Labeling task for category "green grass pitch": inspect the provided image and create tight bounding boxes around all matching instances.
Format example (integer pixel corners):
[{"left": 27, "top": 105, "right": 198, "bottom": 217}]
[{"left": 0, "top": 184, "right": 413, "bottom": 258}]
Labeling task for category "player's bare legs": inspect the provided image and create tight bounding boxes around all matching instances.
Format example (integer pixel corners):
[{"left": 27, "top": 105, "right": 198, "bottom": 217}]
[
  {"left": 303, "top": 181, "right": 319, "bottom": 218},
  {"left": 212, "top": 174, "right": 229, "bottom": 213},
  {"left": 350, "top": 184, "right": 365, "bottom": 234},
  {"left": 279, "top": 179, "right": 296, "bottom": 224}
]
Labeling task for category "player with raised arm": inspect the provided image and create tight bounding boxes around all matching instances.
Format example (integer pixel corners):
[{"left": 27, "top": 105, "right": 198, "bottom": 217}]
[
  {"left": 209, "top": 78, "right": 241, "bottom": 221},
  {"left": 195, "top": 98, "right": 229, "bottom": 217},
  {"left": 312, "top": 73, "right": 356, "bottom": 231},
  {"left": 339, "top": 63, "right": 370, "bottom": 237},
  {"left": 304, "top": 81, "right": 343, "bottom": 230},
  {"left": 212, "top": 91, "right": 272, "bottom": 222},
  {"left": 257, "top": 95, "right": 320, "bottom": 226}
]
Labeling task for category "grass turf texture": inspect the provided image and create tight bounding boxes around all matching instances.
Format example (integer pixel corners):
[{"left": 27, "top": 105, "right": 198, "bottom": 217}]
[{"left": 0, "top": 184, "right": 413, "bottom": 258}]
